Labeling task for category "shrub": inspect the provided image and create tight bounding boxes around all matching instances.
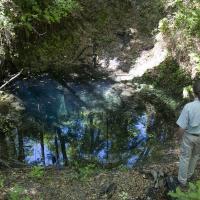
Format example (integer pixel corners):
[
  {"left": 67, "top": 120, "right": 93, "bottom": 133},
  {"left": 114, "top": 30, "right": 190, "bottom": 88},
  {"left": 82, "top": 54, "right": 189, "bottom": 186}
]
[
  {"left": 159, "top": 18, "right": 170, "bottom": 33},
  {"left": 173, "top": 0, "right": 200, "bottom": 37},
  {"left": 169, "top": 181, "right": 200, "bottom": 200},
  {"left": 8, "top": 185, "right": 30, "bottom": 200},
  {"left": 29, "top": 166, "right": 44, "bottom": 179},
  {"left": 119, "top": 191, "right": 129, "bottom": 200},
  {"left": 78, "top": 164, "right": 97, "bottom": 181}
]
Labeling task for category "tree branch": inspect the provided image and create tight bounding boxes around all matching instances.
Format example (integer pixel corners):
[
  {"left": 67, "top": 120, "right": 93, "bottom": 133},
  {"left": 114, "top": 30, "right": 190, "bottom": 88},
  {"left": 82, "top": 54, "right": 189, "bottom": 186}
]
[
  {"left": 32, "top": 26, "right": 47, "bottom": 37},
  {"left": 0, "top": 69, "right": 23, "bottom": 90},
  {"left": 71, "top": 45, "right": 92, "bottom": 63},
  {"left": 0, "top": 159, "right": 10, "bottom": 168}
]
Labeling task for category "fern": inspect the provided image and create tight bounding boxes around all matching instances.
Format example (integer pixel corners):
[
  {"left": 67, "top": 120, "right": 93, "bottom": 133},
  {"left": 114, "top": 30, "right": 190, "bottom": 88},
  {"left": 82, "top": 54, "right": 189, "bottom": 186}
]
[{"left": 169, "top": 181, "right": 200, "bottom": 200}]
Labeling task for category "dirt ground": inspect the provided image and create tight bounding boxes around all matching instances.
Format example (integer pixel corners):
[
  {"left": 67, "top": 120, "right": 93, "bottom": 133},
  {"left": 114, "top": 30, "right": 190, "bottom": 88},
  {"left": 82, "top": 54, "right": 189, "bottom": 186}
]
[{"left": 0, "top": 144, "right": 200, "bottom": 200}]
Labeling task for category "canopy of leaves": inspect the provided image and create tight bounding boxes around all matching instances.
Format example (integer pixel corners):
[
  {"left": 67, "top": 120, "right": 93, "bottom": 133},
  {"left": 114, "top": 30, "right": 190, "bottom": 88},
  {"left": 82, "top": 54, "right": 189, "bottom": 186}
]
[
  {"left": 159, "top": 0, "right": 200, "bottom": 74},
  {"left": 0, "top": 0, "right": 166, "bottom": 77}
]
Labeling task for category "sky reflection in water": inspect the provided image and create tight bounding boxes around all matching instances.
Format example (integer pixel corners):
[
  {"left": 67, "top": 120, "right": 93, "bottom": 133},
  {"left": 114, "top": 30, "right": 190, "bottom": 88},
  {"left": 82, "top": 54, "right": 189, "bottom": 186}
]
[
  {"left": 25, "top": 114, "right": 148, "bottom": 167},
  {"left": 12, "top": 76, "right": 149, "bottom": 167}
]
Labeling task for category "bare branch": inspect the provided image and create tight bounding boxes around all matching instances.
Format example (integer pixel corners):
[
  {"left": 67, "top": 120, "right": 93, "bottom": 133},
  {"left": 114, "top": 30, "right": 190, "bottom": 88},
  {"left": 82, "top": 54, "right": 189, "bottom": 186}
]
[
  {"left": 0, "top": 69, "right": 23, "bottom": 90},
  {"left": 32, "top": 26, "right": 47, "bottom": 37}
]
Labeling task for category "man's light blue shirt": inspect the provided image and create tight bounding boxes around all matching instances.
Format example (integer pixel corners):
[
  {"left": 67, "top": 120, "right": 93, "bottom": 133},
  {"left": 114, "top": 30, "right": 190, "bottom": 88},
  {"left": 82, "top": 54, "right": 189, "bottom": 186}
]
[{"left": 177, "top": 98, "right": 200, "bottom": 134}]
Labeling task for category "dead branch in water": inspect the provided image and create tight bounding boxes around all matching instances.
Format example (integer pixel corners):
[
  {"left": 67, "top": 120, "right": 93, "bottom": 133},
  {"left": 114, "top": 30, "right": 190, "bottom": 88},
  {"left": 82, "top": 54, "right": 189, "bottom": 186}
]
[{"left": 0, "top": 69, "right": 23, "bottom": 90}]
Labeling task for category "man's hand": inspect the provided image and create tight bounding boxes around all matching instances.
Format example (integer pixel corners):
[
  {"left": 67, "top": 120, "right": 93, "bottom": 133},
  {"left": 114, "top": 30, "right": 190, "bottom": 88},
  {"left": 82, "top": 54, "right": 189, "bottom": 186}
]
[{"left": 176, "top": 127, "right": 185, "bottom": 143}]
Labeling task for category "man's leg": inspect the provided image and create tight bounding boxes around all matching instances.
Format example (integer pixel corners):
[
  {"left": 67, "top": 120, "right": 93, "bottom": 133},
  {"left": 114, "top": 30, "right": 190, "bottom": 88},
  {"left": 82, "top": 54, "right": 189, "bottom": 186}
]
[
  {"left": 178, "top": 134, "right": 193, "bottom": 185},
  {"left": 187, "top": 137, "right": 200, "bottom": 179}
]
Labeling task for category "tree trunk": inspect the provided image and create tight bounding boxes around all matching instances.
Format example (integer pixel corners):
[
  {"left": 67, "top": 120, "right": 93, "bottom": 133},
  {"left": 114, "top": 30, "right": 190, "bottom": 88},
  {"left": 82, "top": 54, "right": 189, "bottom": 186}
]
[
  {"left": 54, "top": 136, "right": 59, "bottom": 164},
  {"left": 9, "top": 135, "right": 17, "bottom": 159},
  {"left": 40, "top": 132, "right": 45, "bottom": 166},
  {"left": 57, "top": 130, "right": 68, "bottom": 166},
  {"left": 89, "top": 114, "right": 94, "bottom": 156},
  {"left": 17, "top": 131, "right": 25, "bottom": 161},
  {"left": 106, "top": 116, "right": 109, "bottom": 160},
  {"left": 0, "top": 132, "right": 9, "bottom": 160}
]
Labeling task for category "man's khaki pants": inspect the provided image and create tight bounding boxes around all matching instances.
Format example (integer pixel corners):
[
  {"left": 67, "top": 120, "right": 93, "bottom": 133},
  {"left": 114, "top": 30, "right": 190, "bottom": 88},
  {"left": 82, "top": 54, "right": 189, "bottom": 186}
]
[{"left": 178, "top": 133, "right": 200, "bottom": 184}]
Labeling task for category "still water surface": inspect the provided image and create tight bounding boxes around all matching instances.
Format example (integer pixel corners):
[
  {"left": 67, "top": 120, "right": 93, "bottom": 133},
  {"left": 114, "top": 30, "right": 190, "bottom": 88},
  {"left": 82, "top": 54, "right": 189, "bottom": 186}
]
[{"left": 10, "top": 76, "right": 165, "bottom": 168}]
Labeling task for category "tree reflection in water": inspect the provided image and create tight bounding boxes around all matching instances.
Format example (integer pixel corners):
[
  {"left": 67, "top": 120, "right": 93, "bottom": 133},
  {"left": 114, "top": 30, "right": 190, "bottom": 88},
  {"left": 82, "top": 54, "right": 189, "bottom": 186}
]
[{"left": 7, "top": 76, "right": 169, "bottom": 168}]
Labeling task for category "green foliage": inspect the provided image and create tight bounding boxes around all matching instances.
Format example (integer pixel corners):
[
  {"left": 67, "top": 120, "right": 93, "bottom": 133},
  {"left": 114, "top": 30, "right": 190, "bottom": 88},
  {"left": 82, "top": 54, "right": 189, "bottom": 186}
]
[
  {"left": 135, "top": 0, "right": 165, "bottom": 35},
  {"left": 159, "top": 0, "right": 200, "bottom": 77},
  {"left": 43, "top": 0, "right": 79, "bottom": 23},
  {"left": 169, "top": 181, "right": 200, "bottom": 200},
  {"left": 159, "top": 18, "right": 170, "bottom": 33},
  {"left": 117, "top": 165, "right": 128, "bottom": 172},
  {"left": 23, "top": 197, "right": 31, "bottom": 200},
  {"left": 0, "top": 95, "right": 22, "bottom": 135},
  {"left": 140, "top": 58, "right": 192, "bottom": 100},
  {"left": 0, "top": 1, "right": 14, "bottom": 58},
  {"left": 183, "top": 85, "right": 193, "bottom": 99},
  {"left": 72, "top": 163, "right": 98, "bottom": 181},
  {"left": 0, "top": 175, "right": 4, "bottom": 188},
  {"left": 1, "top": 0, "right": 80, "bottom": 72},
  {"left": 159, "top": 0, "right": 200, "bottom": 76},
  {"left": 119, "top": 191, "right": 129, "bottom": 200},
  {"left": 189, "top": 52, "right": 200, "bottom": 72},
  {"left": 9, "top": 185, "right": 23, "bottom": 200},
  {"left": 70, "top": 161, "right": 99, "bottom": 181},
  {"left": 140, "top": 87, "right": 178, "bottom": 111},
  {"left": 78, "top": 164, "right": 97, "bottom": 180},
  {"left": 8, "top": 185, "right": 30, "bottom": 200},
  {"left": 1, "top": 0, "right": 167, "bottom": 75},
  {"left": 174, "top": 0, "right": 200, "bottom": 36},
  {"left": 0, "top": 102, "right": 20, "bottom": 135},
  {"left": 29, "top": 166, "right": 44, "bottom": 179},
  {"left": 10, "top": 0, "right": 79, "bottom": 29},
  {"left": 0, "top": 117, "right": 15, "bottom": 135}
]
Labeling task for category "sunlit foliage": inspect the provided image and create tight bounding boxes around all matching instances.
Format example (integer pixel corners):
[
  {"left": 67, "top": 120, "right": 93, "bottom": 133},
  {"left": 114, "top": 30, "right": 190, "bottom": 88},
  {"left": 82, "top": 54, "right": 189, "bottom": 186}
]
[{"left": 169, "top": 181, "right": 200, "bottom": 200}]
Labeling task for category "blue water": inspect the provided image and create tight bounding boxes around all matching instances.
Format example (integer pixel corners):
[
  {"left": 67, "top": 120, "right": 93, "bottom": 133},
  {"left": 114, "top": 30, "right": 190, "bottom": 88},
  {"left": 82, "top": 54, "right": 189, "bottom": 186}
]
[
  {"left": 10, "top": 76, "right": 152, "bottom": 167},
  {"left": 23, "top": 113, "right": 148, "bottom": 167}
]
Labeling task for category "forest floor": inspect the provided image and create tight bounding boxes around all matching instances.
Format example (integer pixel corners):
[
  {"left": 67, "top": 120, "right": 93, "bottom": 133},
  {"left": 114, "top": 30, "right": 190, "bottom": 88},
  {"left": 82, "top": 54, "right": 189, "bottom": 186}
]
[{"left": 0, "top": 144, "right": 200, "bottom": 200}]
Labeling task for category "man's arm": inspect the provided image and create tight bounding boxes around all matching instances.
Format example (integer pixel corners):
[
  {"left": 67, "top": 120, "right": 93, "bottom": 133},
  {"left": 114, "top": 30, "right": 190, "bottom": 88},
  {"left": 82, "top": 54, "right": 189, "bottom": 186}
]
[
  {"left": 176, "top": 105, "right": 188, "bottom": 142},
  {"left": 176, "top": 127, "right": 185, "bottom": 141}
]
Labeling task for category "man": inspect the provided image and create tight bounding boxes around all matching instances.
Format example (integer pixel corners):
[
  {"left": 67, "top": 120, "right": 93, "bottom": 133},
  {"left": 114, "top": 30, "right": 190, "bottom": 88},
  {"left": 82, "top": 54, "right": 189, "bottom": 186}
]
[{"left": 176, "top": 80, "right": 200, "bottom": 186}]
